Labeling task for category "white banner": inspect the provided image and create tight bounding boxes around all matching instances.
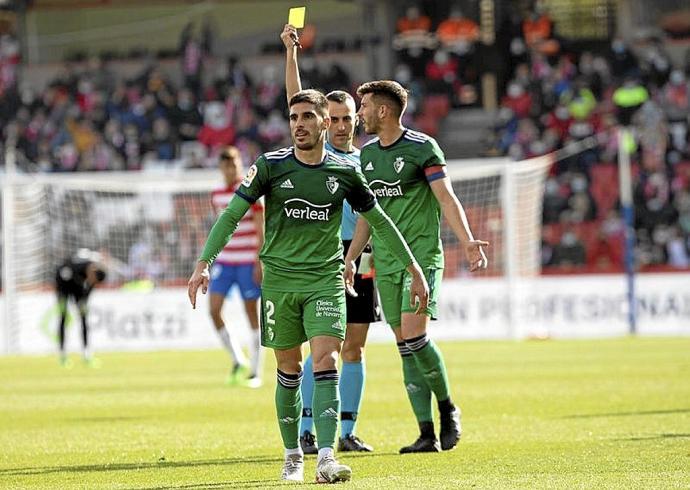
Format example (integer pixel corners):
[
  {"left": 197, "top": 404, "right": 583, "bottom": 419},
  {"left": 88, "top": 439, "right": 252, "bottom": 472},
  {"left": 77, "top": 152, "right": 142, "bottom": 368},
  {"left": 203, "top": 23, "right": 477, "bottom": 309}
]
[{"left": 2, "top": 273, "right": 689, "bottom": 355}]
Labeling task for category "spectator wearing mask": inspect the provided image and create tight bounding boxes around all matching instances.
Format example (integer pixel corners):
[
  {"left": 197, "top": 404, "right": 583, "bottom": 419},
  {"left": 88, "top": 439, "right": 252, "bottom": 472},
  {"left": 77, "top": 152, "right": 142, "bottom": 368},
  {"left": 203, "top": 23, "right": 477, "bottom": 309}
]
[
  {"left": 170, "top": 88, "right": 202, "bottom": 143},
  {"left": 198, "top": 101, "right": 235, "bottom": 159},
  {"left": 436, "top": 7, "right": 479, "bottom": 56},
  {"left": 661, "top": 70, "right": 689, "bottom": 156},
  {"left": 522, "top": 3, "right": 560, "bottom": 56},
  {"left": 393, "top": 5, "right": 435, "bottom": 77},
  {"left": 425, "top": 49, "right": 459, "bottom": 101},
  {"left": 501, "top": 82, "right": 532, "bottom": 119},
  {"left": 608, "top": 38, "right": 639, "bottom": 80},
  {"left": 550, "top": 226, "right": 587, "bottom": 267}
]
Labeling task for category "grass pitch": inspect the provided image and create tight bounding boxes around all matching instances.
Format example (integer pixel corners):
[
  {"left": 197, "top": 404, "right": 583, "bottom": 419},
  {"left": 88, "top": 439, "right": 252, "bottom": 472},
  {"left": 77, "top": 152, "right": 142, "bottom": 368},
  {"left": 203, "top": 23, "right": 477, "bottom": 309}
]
[{"left": 1, "top": 337, "right": 688, "bottom": 489}]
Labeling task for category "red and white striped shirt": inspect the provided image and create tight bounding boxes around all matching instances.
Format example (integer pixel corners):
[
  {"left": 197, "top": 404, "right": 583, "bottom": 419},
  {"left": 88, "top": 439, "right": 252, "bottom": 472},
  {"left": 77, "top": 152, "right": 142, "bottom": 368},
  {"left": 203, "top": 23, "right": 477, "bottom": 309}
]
[{"left": 211, "top": 184, "right": 263, "bottom": 265}]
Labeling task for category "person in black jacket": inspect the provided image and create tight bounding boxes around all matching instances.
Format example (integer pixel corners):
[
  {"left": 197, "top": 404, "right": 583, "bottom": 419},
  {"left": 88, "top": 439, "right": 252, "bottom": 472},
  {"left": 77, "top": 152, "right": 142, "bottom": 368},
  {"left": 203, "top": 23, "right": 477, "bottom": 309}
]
[{"left": 56, "top": 251, "right": 107, "bottom": 367}]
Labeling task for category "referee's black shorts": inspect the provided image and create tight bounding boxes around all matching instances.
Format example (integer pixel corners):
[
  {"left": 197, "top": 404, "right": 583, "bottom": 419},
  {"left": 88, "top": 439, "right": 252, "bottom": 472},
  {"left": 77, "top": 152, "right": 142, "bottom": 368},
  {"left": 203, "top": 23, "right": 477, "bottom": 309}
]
[{"left": 343, "top": 240, "right": 381, "bottom": 324}]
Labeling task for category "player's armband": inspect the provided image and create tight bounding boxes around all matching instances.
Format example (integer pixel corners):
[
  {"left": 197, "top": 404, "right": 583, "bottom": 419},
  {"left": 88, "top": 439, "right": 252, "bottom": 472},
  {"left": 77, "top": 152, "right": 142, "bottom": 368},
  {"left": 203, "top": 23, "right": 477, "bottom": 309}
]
[{"left": 424, "top": 165, "right": 446, "bottom": 183}]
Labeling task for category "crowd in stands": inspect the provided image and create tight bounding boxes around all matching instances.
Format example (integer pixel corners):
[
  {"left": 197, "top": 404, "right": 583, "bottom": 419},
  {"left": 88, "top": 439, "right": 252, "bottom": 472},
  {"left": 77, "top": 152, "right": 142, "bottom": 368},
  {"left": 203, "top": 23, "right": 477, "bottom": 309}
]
[
  {"left": 0, "top": 21, "right": 362, "bottom": 174},
  {"left": 392, "top": 1, "right": 690, "bottom": 272},
  {"left": 389, "top": 4, "right": 484, "bottom": 135},
  {"left": 0, "top": 55, "right": 288, "bottom": 172},
  {"left": 489, "top": 4, "right": 690, "bottom": 273}
]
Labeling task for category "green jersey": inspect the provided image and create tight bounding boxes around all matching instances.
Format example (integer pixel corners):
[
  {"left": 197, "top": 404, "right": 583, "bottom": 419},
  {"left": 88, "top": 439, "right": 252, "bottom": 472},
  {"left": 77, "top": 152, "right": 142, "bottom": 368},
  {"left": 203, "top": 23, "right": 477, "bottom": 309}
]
[
  {"left": 360, "top": 129, "right": 447, "bottom": 274},
  {"left": 199, "top": 147, "right": 417, "bottom": 293},
  {"left": 238, "top": 147, "right": 376, "bottom": 291}
]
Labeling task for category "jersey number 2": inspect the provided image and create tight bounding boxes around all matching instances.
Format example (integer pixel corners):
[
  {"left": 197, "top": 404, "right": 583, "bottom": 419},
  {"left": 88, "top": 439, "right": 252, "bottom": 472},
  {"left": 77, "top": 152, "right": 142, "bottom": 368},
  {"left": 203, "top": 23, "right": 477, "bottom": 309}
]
[{"left": 265, "top": 300, "right": 276, "bottom": 325}]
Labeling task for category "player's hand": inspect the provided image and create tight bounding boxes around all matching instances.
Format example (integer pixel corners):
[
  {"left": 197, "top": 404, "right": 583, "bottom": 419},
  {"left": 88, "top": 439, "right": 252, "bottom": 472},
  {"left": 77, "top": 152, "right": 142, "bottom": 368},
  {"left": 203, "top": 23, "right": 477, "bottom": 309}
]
[
  {"left": 252, "top": 261, "right": 263, "bottom": 285},
  {"left": 280, "top": 24, "right": 299, "bottom": 50},
  {"left": 188, "top": 261, "right": 210, "bottom": 309},
  {"left": 465, "top": 239, "right": 490, "bottom": 272},
  {"left": 344, "top": 259, "right": 358, "bottom": 297},
  {"left": 406, "top": 263, "right": 429, "bottom": 315}
]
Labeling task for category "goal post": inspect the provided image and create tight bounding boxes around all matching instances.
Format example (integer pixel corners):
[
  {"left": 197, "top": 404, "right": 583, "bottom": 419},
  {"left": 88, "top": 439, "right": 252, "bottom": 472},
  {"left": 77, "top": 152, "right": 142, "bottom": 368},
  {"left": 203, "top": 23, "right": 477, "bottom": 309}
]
[{"left": 443, "top": 155, "right": 553, "bottom": 339}]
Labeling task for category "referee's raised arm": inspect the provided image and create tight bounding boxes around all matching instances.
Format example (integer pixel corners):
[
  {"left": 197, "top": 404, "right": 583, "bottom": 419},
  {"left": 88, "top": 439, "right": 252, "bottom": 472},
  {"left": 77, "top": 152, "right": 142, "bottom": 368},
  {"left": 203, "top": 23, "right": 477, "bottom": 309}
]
[{"left": 281, "top": 24, "right": 302, "bottom": 103}]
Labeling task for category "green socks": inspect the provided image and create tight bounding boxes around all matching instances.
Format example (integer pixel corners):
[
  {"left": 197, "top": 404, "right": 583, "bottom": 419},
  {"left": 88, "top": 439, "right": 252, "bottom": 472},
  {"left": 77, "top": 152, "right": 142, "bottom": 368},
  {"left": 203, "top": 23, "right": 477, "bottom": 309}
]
[
  {"left": 398, "top": 341, "right": 433, "bottom": 423},
  {"left": 406, "top": 334, "right": 451, "bottom": 402},
  {"left": 312, "top": 370, "right": 340, "bottom": 449},
  {"left": 276, "top": 370, "right": 303, "bottom": 449}
]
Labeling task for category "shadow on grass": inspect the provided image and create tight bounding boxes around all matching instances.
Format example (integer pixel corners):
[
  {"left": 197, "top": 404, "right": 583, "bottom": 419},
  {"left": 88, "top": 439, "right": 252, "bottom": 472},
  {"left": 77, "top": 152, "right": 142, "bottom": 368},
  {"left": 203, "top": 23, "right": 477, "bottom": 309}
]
[
  {"left": 339, "top": 450, "right": 399, "bottom": 458},
  {"left": 614, "top": 433, "right": 690, "bottom": 442},
  {"left": 126, "top": 480, "right": 288, "bottom": 489},
  {"left": 0, "top": 456, "right": 283, "bottom": 477},
  {"left": 561, "top": 408, "right": 690, "bottom": 419}
]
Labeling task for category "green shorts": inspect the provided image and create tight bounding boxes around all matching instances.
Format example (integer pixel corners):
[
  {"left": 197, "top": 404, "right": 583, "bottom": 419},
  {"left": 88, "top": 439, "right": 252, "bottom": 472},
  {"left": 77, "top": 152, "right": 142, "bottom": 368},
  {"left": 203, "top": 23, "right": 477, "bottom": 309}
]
[
  {"left": 260, "top": 288, "right": 346, "bottom": 350},
  {"left": 376, "top": 267, "right": 443, "bottom": 329}
]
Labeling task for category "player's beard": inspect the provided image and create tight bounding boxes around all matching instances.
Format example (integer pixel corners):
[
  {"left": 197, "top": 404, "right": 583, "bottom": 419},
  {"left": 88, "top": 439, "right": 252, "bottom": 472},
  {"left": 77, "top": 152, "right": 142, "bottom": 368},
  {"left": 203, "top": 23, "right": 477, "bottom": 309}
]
[{"left": 362, "top": 115, "right": 379, "bottom": 135}]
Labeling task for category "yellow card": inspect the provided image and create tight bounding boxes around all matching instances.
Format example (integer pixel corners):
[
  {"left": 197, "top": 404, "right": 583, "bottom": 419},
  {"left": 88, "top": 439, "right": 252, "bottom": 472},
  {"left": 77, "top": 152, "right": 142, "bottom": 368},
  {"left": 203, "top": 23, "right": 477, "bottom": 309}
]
[{"left": 288, "top": 6, "right": 306, "bottom": 29}]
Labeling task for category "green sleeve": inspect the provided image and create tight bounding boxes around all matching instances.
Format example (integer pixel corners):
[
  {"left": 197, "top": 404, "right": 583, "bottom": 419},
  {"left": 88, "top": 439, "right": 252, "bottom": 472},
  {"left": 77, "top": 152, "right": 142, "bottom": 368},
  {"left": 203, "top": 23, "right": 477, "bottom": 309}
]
[
  {"left": 237, "top": 155, "right": 269, "bottom": 203},
  {"left": 198, "top": 195, "right": 252, "bottom": 264},
  {"left": 345, "top": 166, "right": 376, "bottom": 212},
  {"left": 360, "top": 203, "right": 415, "bottom": 268},
  {"left": 421, "top": 138, "right": 446, "bottom": 168}
]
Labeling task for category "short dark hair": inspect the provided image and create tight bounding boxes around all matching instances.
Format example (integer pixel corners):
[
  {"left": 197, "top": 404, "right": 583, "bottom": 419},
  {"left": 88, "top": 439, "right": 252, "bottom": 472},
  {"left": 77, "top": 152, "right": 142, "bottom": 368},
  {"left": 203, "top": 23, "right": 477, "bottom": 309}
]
[
  {"left": 356, "top": 80, "right": 409, "bottom": 116},
  {"left": 289, "top": 89, "right": 329, "bottom": 117},
  {"left": 326, "top": 90, "right": 355, "bottom": 105}
]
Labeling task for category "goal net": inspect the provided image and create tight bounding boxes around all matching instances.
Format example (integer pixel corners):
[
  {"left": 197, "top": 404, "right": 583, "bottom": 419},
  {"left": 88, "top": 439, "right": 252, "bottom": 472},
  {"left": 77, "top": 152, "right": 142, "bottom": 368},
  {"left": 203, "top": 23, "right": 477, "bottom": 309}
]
[
  {"left": 440, "top": 155, "right": 553, "bottom": 340},
  {"left": 1, "top": 156, "right": 552, "bottom": 354},
  {"left": 1, "top": 168, "right": 220, "bottom": 354}
]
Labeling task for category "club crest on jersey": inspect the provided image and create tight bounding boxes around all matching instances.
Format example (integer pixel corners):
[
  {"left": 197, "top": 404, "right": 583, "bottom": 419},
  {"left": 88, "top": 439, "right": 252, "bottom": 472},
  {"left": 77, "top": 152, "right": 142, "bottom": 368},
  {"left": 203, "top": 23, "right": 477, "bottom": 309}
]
[
  {"left": 326, "top": 176, "right": 339, "bottom": 194},
  {"left": 242, "top": 164, "right": 258, "bottom": 187},
  {"left": 394, "top": 157, "right": 405, "bottom": 174}
]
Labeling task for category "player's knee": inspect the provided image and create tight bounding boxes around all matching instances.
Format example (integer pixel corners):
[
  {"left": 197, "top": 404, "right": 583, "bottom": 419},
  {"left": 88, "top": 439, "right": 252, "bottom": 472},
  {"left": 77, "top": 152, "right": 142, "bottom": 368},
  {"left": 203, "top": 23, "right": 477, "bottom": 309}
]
[
  {"left": 341, "top": 342, "right": 364, "bottom": 362},
  {"left": 275, "top": 358, "right": 302, "bottom": 374},
  {"left": 311, "top": 350, "right": 338, "bottom": 371}
]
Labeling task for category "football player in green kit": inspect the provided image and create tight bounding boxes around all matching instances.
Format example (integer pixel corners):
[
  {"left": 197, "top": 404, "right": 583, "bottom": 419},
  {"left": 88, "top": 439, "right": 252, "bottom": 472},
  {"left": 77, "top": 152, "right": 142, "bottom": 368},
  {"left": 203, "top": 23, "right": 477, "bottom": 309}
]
[
  {"left": 188, "top": 89, "right": 429, "bottom": 484},
  {"left": 345, "top": 80, "right": 489, "bottom": 454},
  {"left": 281, "top": 23, "right": 380, "bottom": 455}
]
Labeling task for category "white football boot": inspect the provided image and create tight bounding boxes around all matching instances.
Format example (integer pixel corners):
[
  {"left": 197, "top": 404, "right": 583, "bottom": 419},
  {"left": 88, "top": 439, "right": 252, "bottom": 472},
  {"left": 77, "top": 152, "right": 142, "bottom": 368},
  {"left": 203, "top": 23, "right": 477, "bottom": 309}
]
[
  {"left": 280, "top": 452, "right": 304, "bottom": 482},
  {"left": 315, "top": 454, "right": 351, "bottom": 484}
]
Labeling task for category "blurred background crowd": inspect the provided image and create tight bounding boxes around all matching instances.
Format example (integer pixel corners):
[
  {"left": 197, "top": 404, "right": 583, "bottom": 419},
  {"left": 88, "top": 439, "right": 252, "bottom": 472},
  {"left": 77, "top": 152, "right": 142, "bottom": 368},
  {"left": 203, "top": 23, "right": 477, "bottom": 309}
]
[{"left": 0, "top": 0, "right": 689, "bottom": 276}]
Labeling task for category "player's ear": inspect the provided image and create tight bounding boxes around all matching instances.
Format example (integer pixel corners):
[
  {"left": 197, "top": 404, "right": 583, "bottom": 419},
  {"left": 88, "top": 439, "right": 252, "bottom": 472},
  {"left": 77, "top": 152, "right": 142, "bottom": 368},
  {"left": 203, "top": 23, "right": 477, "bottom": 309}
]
[
  {"left": 377, "top": 103, "right": 387, "bottom": 120},
  {"left": 322, "top": 114, "right": 331, "bottom": 130}
]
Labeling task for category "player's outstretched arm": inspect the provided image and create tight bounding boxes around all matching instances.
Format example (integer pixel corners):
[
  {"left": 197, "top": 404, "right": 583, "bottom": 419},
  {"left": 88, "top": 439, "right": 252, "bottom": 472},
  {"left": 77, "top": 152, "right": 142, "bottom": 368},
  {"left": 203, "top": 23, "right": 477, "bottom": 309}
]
[
  {"left": 360, "top": 203, "right": 429, "bottom": 313},
  {"left": 281, "top": 24, "right": 302, "bottom": 103},
  {"left": 343, "top": 216, "right": 371, "bottom": 297},
  {"left": 188, "top": 195, "right": 252, "bottom": 308},
  {"left": 251, "top": 206, "right": 265, "bottom": 285},
  {"left": 430, "top": 177, "right": 489, "bottom": 272}
]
